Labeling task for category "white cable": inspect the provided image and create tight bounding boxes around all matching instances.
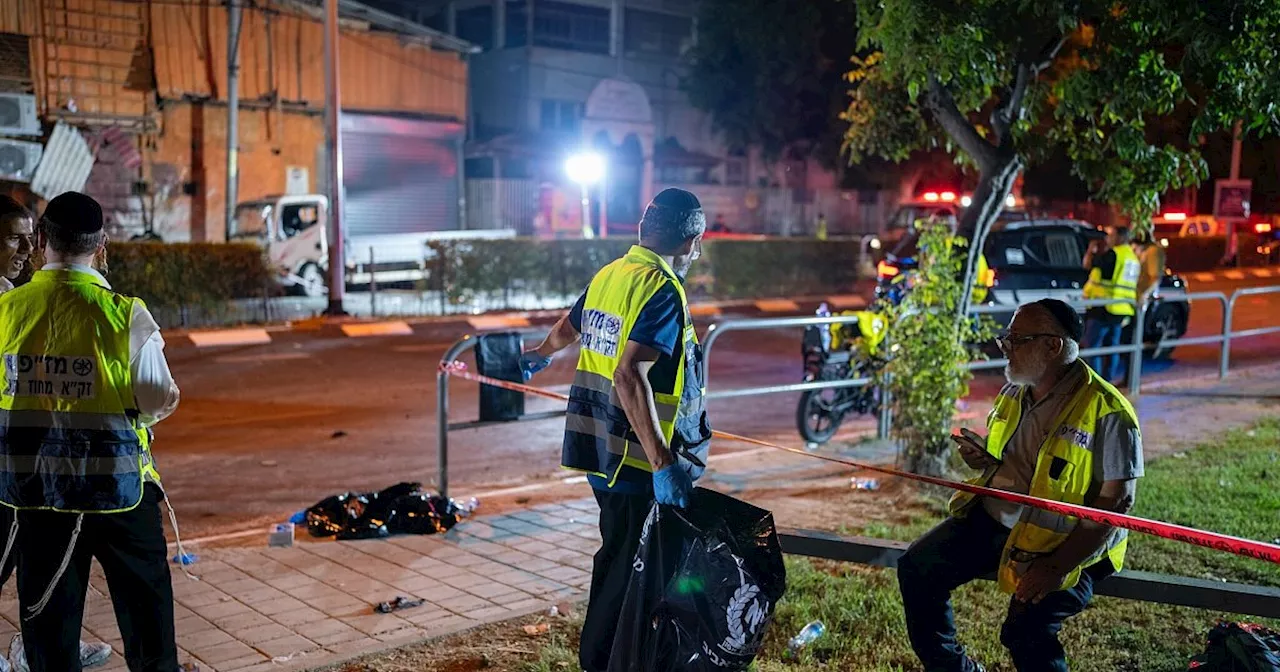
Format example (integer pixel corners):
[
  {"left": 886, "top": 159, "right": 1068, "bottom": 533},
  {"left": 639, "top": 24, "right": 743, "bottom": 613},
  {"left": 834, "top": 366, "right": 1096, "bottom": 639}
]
[
  {"left": 25, "top": 513, "right": 82, "bottom": 620},
  {"left": 163, "top": 492, "right": 200, "bottom": 583}
]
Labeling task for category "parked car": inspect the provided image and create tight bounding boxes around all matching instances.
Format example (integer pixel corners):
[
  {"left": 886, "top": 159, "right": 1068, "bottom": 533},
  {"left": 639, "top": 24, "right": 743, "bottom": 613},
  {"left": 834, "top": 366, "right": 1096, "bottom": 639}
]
[{"left": 876, "top": 218, "right": 1191, "bottom": 358}]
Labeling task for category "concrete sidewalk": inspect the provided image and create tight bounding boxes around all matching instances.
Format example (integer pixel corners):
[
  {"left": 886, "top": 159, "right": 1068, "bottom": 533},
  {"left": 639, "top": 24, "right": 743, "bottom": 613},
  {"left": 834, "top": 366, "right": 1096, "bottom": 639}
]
[{"left": 0, "top": 499, "right": 604, "bottom": 672}]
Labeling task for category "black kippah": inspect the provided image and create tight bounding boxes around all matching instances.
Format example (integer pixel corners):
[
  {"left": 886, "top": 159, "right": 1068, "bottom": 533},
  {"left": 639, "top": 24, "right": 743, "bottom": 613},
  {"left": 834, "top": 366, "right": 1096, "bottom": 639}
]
[
  {"left": 650, "top": 187, "right": 702, "bottom": 212},
  {"left": 1032, "top": 298, "right": 1084, "bottom": 342},
  {"left": 42, "top": 191, "right": 104, "bottom": 235}
]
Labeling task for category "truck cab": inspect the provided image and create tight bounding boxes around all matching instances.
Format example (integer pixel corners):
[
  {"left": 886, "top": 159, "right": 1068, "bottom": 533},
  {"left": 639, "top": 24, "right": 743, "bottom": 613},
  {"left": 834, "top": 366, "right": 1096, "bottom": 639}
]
[{"left": 230, "top": 194, "right": 329, "bottom": 295}]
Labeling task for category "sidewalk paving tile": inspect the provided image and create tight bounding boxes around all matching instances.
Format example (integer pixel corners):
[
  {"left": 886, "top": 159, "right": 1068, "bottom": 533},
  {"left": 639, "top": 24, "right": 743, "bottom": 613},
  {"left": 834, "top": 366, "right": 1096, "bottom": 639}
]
[{"left": 0, "top": 498, "right": 604, "bottom": 670}]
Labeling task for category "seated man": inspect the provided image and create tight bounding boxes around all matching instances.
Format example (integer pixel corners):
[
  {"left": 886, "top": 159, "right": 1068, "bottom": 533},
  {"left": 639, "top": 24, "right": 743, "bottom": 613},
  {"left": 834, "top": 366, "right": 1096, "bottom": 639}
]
[{"left": 897, "top": 298, "right": 1143, "bottom": 672}]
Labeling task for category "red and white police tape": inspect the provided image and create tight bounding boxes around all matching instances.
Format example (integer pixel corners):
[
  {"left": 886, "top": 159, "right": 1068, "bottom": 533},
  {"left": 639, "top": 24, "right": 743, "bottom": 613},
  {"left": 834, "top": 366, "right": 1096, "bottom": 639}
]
[{"left": 439, "top": 361, "right": 1280, "bottom": 565}]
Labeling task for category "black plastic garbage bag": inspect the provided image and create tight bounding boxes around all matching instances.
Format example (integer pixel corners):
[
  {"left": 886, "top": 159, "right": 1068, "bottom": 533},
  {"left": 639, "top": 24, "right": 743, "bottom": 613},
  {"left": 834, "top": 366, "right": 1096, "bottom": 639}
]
[
  {"left": 1189, "top": 622, "right": 1280, "bottom": 671},
  {"left": 387, "top": 492, "right": 461, "bottom": 535},
  {"left": 607, "top": 488, "right": 786, "bottom": 672},
  {"left": 305, "top": 482, "right": 450, "bottom": 540}
]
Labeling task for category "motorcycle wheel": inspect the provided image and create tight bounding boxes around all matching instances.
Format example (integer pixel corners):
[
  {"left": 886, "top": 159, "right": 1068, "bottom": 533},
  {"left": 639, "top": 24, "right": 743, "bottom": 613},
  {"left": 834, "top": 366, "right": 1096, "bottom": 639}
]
[{"left": 796, "top": 388, "right": 844, "bottom": 445}]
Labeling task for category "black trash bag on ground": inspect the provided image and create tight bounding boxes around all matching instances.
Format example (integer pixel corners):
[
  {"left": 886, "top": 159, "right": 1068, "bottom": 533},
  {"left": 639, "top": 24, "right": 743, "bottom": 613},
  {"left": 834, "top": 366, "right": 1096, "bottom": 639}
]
[
  {"left": 608, "top": 488, "right": 787, "bottom": 672},
  {"left": 387, "top": 492, "right": 460, "bottom": 535},
  {"left": 304, "top": 482, "right": 429, "bottom": 540},
  {"left": 1189, "top": 622, "right": 1280, "bottom": 671}
]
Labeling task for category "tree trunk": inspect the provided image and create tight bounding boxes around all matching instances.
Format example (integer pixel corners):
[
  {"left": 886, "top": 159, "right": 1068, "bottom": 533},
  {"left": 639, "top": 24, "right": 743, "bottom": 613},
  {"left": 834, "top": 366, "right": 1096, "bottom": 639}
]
[{"left": 955, "top": 155, "right": 1022, "bottom": 318}]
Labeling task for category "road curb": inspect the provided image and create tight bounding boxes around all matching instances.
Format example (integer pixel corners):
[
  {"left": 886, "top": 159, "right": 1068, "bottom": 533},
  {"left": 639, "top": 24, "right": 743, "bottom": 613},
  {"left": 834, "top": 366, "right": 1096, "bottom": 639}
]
[
  {"left": 167, "top": 294, "right": 870, "bottom": 349},
  {"left": 1185, "top": 264, "right": 1280, "bottom": 284}
]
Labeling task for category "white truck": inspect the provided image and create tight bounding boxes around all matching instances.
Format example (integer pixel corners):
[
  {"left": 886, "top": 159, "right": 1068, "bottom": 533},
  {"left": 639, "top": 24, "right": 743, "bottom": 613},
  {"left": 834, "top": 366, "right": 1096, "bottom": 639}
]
[{"left": 229, "top": 193, "right": 514, "bottom": 296}]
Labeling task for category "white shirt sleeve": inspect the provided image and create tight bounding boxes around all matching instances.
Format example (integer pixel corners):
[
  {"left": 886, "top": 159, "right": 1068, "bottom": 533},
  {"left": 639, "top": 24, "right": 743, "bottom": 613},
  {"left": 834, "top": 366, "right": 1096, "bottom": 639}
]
[{"left": 130, "top": 302, "right": 180, "bottom": 427}]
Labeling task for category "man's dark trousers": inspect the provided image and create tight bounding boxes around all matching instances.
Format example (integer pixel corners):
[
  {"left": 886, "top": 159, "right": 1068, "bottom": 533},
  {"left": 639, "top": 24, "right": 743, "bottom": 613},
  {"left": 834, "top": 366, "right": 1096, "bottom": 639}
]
[
  {"left": 897, "top": 506, "right": 1112, "bottom": 672},
  {"left": 1082, "top": 316, "right": 1125, "bottom": 381},
  {"left": 580, "top": 488, "right": 652, "bottom": 672},
  {"left": 16, "top": 483, "right": 179, "bottom": 672}
]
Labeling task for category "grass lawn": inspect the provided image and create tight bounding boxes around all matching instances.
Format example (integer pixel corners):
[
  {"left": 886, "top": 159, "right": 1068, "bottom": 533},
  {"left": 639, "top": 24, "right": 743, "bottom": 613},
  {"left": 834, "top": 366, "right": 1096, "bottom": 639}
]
[{"left": 331, "top": 418, "right": 1280, "bottom": 671}]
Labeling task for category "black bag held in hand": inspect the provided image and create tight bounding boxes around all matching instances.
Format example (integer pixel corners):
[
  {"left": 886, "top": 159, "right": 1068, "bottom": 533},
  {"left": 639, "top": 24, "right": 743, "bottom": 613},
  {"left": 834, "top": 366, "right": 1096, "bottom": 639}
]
[{"left": 608, "top": 488, "right": 787, "bottom": 672}]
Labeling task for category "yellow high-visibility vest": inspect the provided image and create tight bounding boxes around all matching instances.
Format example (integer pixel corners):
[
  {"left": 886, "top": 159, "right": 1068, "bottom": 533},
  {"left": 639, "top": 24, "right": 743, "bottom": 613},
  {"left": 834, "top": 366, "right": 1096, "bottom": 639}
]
[
  {"left": 562, "top": 246, "right": 710, "bottom": 488},
  {"left": 1083, "top": 244, "right": 1141, "bottom": 316},
  {"left": 0, "top": 269, "right": 161, "bottom": 514},
  {"left": 948, "top": 364, "right": 1137, "bottom": 593}
]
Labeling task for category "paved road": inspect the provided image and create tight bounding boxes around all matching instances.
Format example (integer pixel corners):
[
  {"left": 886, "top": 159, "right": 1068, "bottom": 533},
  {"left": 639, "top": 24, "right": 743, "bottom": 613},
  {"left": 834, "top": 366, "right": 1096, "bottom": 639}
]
[{"left": 157, "top": 275, "right": 1280, "bottom": 540}]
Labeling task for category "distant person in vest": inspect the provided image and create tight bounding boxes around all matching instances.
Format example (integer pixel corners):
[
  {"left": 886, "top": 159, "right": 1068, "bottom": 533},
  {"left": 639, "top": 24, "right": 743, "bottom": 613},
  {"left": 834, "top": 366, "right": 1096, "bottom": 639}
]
[
  {"left": 898, "top": 299, "right": 1143, "bottom": 672},
  {"left": 0, "top": 196, "right": 116, "bottom": 671},
  {"left": 1081, "top": 225, "right": 1141, "bottom": 383},
  {"left": 0, "top": 192, "right": 181, "bottom": 672},
  {"left": 520, "top": 188, "right": 712, "bottom": 672}
]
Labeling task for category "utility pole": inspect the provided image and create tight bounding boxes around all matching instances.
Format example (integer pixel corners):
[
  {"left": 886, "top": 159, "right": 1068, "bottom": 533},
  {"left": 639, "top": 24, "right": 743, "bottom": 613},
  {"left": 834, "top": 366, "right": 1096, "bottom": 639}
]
[
  {"left": 224, "top": 0, "right": 243, "bottom": 242},
  {"left": 323, "top": 0, "right": 346, "bottom": 314}
]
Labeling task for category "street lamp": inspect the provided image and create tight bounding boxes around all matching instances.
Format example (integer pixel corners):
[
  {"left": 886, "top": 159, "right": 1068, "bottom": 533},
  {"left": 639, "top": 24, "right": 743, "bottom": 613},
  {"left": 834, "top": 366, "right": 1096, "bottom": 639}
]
[{"left": 566, "top": 152, "right": 605, "bottom": 239}]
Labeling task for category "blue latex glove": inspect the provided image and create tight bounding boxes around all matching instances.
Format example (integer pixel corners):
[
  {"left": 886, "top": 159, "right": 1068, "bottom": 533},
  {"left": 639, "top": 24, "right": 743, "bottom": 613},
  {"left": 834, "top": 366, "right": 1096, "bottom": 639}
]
[
  {"left": 653, "top": 464, "right": 693, "bottom": 508},
  {"left": 519, "top": 352, "right": 553, "bottom": 381}
]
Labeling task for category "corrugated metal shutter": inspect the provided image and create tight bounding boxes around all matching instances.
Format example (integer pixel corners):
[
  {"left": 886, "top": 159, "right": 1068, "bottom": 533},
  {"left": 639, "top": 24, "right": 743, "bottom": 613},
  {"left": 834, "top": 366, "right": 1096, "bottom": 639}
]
[{"left": 342, "top": 125, "right": 460, "bottom": 235}]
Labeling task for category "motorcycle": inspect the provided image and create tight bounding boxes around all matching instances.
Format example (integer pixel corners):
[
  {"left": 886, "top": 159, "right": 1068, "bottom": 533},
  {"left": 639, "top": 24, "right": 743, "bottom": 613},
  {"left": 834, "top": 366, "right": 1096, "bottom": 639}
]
[{"left": 795, "top": 304, "right": 886, "bottom": 445}]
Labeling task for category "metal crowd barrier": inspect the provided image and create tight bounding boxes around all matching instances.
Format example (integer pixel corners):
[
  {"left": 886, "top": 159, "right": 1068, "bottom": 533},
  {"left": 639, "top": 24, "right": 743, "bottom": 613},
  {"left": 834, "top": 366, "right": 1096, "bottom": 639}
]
[
  {"left": 432, "top": 284, "right": 1280, "bottom": 621},
  {"left": 437, "top": 285, "right": 1280, "bottom": 498}
]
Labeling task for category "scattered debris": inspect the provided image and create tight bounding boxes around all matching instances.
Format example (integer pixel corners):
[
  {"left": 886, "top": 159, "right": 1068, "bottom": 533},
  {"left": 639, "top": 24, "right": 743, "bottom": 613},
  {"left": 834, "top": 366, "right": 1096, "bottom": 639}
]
[
  {"left": 1173, "top": 452, "right": 1188, "bottom": 459},
  {"left": 260, "top": 460, "right": 279, "bottom": 467},
  {"left": 374, "top": 596, "right": 425, "bottom": 614},
  {"left": 551, "top": 601, "right": 575, "bottom": 618},
  {"left": 171, "top": 553, "right": 198, "bottom": 566},
  {"left": 331, "top": 430, "right": 349, "bottom": 439},
  {"left": 271, "top": 651, "right": 305, "bottom": 664},
  {"left": 851, "top": 478, "right": 880, "bottom": 491},
  {"left": 268, "top": 523, "right": 294, "bottom": 548},
  {"left": 522, "top": 623, "right": 551, "bottom": 636},
  {"left": 515, "top": 496, "right": 531, "bottom": 505}
]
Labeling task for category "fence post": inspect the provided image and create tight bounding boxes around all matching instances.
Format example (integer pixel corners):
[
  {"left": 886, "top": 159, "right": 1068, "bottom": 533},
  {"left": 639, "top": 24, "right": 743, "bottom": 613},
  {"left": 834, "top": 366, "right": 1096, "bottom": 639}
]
[
  {"left": 1128, "top": 300, "right": 1145, "bottom": 397},
  {"left": 876, "top": 373, "right": 892, "bottom": 440},
  {"left": 436, "top": 366, "right": 449, "bottom": 498},
  {"left": 369, "top": 246, "right": 377, "bottom": 317},
  {"left": 1221, "top": 291, "right": 1237, "bottom": 378}
]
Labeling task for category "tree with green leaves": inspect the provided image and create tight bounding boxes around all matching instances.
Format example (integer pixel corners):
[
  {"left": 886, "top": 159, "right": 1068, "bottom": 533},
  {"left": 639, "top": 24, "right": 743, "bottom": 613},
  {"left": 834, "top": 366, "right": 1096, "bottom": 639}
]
[
  {"left": 846, "top": 0, "right": 1279, "bottom": 474},
  {"left": 845, "top": 0, "right": 1280, "bottom": 312}
]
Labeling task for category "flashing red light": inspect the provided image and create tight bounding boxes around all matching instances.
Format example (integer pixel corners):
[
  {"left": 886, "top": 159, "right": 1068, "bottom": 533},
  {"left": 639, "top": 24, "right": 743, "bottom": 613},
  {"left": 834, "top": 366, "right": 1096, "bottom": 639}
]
[
  {"left": 1162, "top": 212, "right": 1188, "bottom": 221},
  {"left": 1255, "top": 222, "right": 1273, "bottom": 234},
  {"left": 922, "top": 192, "right": 940, "bottom": 202},
  {"left": 877, "top": 261, "right": 900, "bottom": 278},
  {"left": 940, "top": 191, "right": 957, "bottom": 202}
]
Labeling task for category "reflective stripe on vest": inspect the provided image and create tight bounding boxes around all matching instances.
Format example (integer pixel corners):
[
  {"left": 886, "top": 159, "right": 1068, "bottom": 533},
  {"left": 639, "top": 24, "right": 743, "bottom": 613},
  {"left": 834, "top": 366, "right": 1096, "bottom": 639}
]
[
  {"left": 1083, "top": 244, "right": 1141, "bottom": 316},
  {"left": 947, "top": 363, "right": 1138, "bottom": 593},
  {"left": 0, "top": 269, "right": 158, "bottom": 513},
  {"left": 561, "top": 246, "right": 710, "bottom": 488}
]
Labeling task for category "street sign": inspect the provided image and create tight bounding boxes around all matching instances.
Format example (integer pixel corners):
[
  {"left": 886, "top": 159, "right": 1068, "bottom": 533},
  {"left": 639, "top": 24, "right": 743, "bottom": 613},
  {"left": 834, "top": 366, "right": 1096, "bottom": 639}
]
[{"left": 1214, "top": 179, "right": 1252, "bottom": 221}]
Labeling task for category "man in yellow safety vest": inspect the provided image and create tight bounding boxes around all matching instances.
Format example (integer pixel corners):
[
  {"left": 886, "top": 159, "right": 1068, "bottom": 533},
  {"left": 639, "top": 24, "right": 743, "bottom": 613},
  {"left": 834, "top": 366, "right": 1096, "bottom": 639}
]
[
  {"left": 1081, "top": 225, "right": 1140, "bottom": 383},
  {"left": 0, "top": 192, "right": 182, "bottom": 672},
  {"left": 897, "top": 298, "right": 1143, "bottom": 672},
  {"left": 0, "top": 195, "right": 116, "bottom": 671},
  {"left": 521, "top": 188, "right": 712, "bottom": 672}
]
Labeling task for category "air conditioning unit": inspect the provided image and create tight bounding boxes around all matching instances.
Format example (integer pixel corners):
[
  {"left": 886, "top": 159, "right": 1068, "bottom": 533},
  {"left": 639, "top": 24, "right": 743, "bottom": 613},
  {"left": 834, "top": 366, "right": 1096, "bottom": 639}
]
[
  {"left": 0, "top": 140, "right": 43, "bottom": 182},
  {"left": 0, "top": 93, "right": 40, "bottom": 137}
]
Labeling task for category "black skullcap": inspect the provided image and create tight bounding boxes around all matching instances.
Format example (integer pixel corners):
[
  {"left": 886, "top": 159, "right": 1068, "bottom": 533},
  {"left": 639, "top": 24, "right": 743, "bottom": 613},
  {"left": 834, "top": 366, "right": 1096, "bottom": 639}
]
[
  {"left": 42, "top": 191, "right": 104, "bottom": 235},
  {"left": 640, "top": 188, "right": 705, "bottom": 250},
  {"left": 1031, "top": 298, "right": 1084, "bottom": 342},
  {"left": 650, "top": 187, "right": 702, "bottom": 211}
]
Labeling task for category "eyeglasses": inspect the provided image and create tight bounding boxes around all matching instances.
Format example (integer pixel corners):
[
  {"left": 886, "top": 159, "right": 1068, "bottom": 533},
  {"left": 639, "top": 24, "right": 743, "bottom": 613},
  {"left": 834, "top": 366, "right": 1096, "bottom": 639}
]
[{"left": 995, "top": 331, "right": 1062, "bottom": 350}]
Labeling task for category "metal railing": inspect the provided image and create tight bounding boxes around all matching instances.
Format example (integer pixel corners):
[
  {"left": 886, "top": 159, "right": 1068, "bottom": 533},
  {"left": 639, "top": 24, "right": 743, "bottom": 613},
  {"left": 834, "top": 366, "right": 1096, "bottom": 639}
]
[
  {"left": 779, "top": 529, "right": 1280, "bottom": 619},
  {"left": 436, "top": 285, "right": 1280, "bottom": 497}
]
